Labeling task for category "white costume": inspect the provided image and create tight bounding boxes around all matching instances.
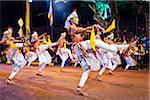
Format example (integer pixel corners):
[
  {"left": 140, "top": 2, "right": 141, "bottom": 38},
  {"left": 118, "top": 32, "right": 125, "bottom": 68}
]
[
  {"left": 124, "top": 51, "right": 137, "bottom": 70},
  {"left": 72, "top": 52, "right": 79, "bottom": 67},
  {"left": 31, "top": 32, "right": 57, "bottom": 74},
  {"left": 5, "top": 47, "right": 14, "bottom": 64},
  {"left": 57, "top": 48, "right": 73, "bottom": 68},
  {"left": 0, "top": 31, "right": 26, "bottom": 82},
  {"left": 57, "top": 32, "right": 73, "bottom": 68},
  {"left": 73, "top": 40, "right": 128, "bottom": 71},
  {"left": 36, "top": 45, "right": 52, "bottom": 73},
  {"left": 110, "top": 53, "right": 121, "bottom": 72},
  {"left": 8, "top": 43, "right": 27, "bottom": 81},
  {"left": 25, "top": 51, "right": 37, "bottom": 67},
  {"left": 64, "top": 11, "right": 134, "bottom": 96},
  {"left": 96, "top": 49, "right": 113, "bottom": 76}
]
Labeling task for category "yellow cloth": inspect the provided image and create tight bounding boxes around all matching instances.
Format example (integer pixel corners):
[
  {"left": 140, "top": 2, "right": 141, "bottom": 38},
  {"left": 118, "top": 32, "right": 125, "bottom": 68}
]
[
  {"left": 9, "top": 42, "right": 17, "bottom": 50},
  {"left": 90, "top": 27, "right": 96, "bottom": 51},
  {"left": 64, "top": 42, "right": 66, "bottom": 50},
  {"left": 140, "top": 46, "right": 145, "bottom": 53},
  {"left": 104, "top": 19, "right": 116, "bottom": 33},
  {"left": 9, "top": 42, "right": 21, "bottom": 53},
  {"left": 43, "top": 39, "right": 49, "bottom": 44},
  {"left": 134, "top": 47, "right": 138, "bottom": 52},
  {"left": 43, "top": 38, "right": 54, "bottom": 51}
]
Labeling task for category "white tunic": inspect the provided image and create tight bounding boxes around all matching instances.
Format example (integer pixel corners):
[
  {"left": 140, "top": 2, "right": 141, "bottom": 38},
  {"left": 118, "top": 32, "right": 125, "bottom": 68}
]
[
  {"left": 11, "top": 43, "right": 27, "bottom": 67},
  {"left": 36, "top": 45, "right": 52, "bottom": 65},
  {"left": 25, "top": 51, "right": 37, "bottom": 63}
]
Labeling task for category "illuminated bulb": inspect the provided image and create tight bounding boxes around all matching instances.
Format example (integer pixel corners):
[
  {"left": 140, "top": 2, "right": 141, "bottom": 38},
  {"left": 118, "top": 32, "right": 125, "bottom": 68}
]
[{"left": 29, "top": 0, "right": 32, "bottom": 3}]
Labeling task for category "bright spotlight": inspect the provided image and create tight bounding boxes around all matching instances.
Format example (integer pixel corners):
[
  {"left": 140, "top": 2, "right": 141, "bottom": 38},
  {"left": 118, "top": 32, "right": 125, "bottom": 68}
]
[{"left": 29, "top": 0, "right": 32, "bottom": 3}]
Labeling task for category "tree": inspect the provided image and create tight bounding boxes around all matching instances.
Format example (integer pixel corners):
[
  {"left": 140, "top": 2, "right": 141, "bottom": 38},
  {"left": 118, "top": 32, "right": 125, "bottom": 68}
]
[
  {"left": 88, "top": 0, "right": 119, "bottom": 29},
  {"left": 130, "top": 1, "right": 149, "bottom": 35}
]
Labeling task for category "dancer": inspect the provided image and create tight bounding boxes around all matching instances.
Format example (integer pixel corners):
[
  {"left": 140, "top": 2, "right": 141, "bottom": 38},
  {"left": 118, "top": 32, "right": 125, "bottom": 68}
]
[
  {"left": 23, "top": 47, "right": 37, "bottom": 68},
  {"left": 96, "top": 36, "right": 122, "bottom": 77},
  {"left": 108, "top": 53, "right": 122, "bottom": 74},
  {"left": 31, "top": 32, "right": 57, "bottom": 76},
  {"left": 95, "top": 48, "right": 114, "bottom": 81},
  {"left": 43, "top": 34, "right": 54, "bottom": 51},
  {"left": 56, "top": 32, "right": 73, "bottom": 69},
  {"left": 64, "top": 10, "right": 136, "bottom": 96},
  {"left": 4, "top": 27, "right": 14, "bottom": 64},
  {"left": 0, "top": 31, "right": 27, "bottom": 84},
  {"left": 123, "top": 46, "right": 143, "bottom": 71}
]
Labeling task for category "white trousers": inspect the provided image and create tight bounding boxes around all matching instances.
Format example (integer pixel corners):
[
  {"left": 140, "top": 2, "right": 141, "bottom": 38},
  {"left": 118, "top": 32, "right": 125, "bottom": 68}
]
[
  {"left": 58, "top": 48, "right": 73, "bottom": 68},
  {"left": 79, "top": 40, "right": 129, "bottom": 53},
  {"left": 26, "top": 52, "right": 37, "bottom": 67},
  {"left": 8, "top": 44, "right": 26, "bottom": 80},
  {"left": 78, "top": 69, "right": 91, "bottom": 88},
  {"left": 124, "top": 56, "right": 137, "bottom": 70},
  {"left": 75, "top": 40, "right": 129, "bottom": 88},
  {"left": 8, "top": 63, "right": 21, "bottom": 80}
]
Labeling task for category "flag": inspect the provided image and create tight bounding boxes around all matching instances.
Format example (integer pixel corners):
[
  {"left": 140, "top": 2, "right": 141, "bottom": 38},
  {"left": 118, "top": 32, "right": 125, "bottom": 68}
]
[
  {"left": 90, "top": 27, "right": 96, "bottom": 51},
  {"left": 48, "top": 1, "right": 53, "bottom": 26},
  {"left": 104, "top": 19, "right": 116, "bottom": 33},
  {"left": 43, "top": 38, "right": 54, "bottom": 51},
  {"left": 48, "top": 38, "right": 54, "bottom": 51}
]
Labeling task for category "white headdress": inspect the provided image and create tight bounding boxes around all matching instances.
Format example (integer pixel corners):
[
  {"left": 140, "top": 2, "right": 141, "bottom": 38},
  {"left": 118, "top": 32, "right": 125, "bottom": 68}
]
[
  {"left": 2, "top": 31, "right": 9, "bottom": 39},
  {"left": 58, "top": 32, "right": 66, "bottom": 41},
  {"left": 4, "top": 31, "right": 9, "bottom": 35},
  {"left": 107, "top": 32, "right": 114, "bottom": 40},
  {"left": 61, "top": 32, "right": 66, "bottom": 37},
  {"left": 7, "top": 27, "right": 13, "bottom": 33},
  {"left": 64, "top": 10, "right": 78, "bottom": 29},
  {"left": 31, "top": 31, "right": 38, "bottom": 42},
  {"left": 32, "top": 31, "right": 38, "bottom": 37}
]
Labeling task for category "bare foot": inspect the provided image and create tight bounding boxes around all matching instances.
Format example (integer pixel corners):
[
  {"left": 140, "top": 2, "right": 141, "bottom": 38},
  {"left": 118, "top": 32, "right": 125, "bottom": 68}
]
[
  {"left": 36, "top": 73, "right": 43, "bottom": 76},
  {"left": 109, "top": 70, "right": 113, "bottom": 75},
  {"left": 60, "top": 69, "right": 65, "bottom": 72},
  {"left": 95, "top": 75, "right": 102, "bottom": 81},
  {"left": 6, "top": 79, "right": 13, "bottom": 84},
  {"left": 74, "top": 87, "right": 88, "bottom": 96},
  {"left": 124, "top": 69, "right": 127, "bottom": 72}
]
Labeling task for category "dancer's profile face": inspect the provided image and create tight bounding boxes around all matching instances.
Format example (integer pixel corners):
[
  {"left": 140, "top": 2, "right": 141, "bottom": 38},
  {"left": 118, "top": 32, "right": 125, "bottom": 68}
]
[
  {"left": 6, "top": 33, "right": 11, "bottom": 39},
  {"left": 62, "top": 33, "right": 66, "bottom": 38},
  {"left": 34, "top": 34, "right": 38, "bottom": 40},
  {"left": 62, "top": 35, "right": 65, "bottom": 39},
  {"left": 71, "top": 16, "right": 79, "bottom": 25},
  {"left": 23, "top": 47, "right": 27, "bottom": 53},
  {"left": 8, "top": 29, "right": 13, "bottom": 34}
]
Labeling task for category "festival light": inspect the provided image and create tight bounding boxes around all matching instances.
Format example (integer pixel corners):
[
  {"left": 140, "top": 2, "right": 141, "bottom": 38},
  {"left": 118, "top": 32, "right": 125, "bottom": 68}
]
[{"left": 29, "top": 0, "right": 32, "bottom": 3}]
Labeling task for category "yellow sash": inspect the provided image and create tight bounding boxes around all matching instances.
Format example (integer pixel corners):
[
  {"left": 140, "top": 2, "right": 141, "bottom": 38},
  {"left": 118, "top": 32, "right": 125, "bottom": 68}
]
[{"left": 90, "top": 27, "right": 96, "bottom": 51}]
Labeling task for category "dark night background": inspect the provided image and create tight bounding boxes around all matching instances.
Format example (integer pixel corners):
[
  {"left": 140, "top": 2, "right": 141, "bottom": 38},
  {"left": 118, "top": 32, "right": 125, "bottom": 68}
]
[{"left": 0, "top": 1, "right": 149, "bottom": 41}]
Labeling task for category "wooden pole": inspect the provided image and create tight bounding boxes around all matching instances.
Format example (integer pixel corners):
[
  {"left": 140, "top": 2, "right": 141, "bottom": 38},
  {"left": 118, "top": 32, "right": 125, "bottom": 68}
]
[{"left": 25, "top": 0, "right": 30, "bottom": 34}]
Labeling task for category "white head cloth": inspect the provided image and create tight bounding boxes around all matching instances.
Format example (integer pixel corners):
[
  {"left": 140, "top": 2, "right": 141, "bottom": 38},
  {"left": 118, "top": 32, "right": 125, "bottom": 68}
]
[
  {"left": 2, "top": 31, "right": 9, "bottom": 39},
  {"left": 107, "top": 32, "right": 114, "bottom": 40},
  {"left": 64, "top": 10, "right": 78, "bottom": 29},
  {"left": 61, "top": 32, "right": 66, "bottom": 37},
  {"left": 31, "top": 31, "right": 38, "bottom": 42}
]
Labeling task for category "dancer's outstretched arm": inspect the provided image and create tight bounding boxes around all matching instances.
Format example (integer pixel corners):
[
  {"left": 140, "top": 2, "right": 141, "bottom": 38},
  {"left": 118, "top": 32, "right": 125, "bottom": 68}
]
[
  {"left": 49, "top": 42, "right": 58, "bottom": 47},
  {"left": 70, "top": 25, "right": 92, "bottom": 34},
  {"left": 39, "top": 33, "right": 47, "bottom": 39},
  {"left": 0, "top": 39, "right": 6, "bottom": 44}
]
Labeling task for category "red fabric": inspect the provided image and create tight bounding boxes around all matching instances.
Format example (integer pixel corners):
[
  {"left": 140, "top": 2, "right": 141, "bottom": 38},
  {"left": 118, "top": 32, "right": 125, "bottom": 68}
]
[{"left": 74, "top": 34, "right": 83, "bottom": 42}]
